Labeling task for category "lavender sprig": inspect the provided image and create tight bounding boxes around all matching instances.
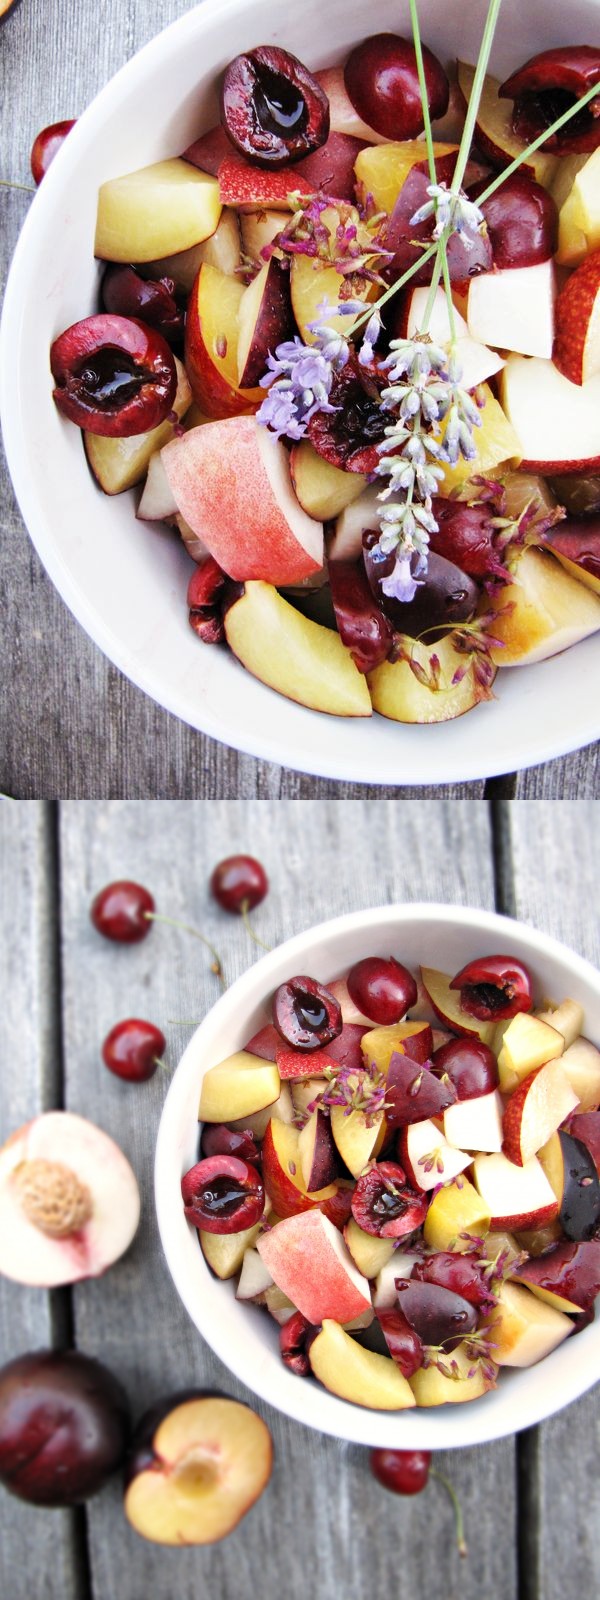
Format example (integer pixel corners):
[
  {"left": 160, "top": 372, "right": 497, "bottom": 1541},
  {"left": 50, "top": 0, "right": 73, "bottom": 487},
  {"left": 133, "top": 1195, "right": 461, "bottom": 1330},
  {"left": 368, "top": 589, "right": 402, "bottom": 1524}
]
[{"left": 256, "top": 309, "right": 350, "bottom": 441}]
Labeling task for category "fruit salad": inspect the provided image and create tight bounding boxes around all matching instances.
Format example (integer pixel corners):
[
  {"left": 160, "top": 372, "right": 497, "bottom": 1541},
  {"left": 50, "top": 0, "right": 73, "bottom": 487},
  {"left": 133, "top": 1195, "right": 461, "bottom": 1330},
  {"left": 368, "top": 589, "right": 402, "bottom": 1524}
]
[
  {"left": 49, "top": 26, "right": 600, "bottom": 727},
  {"left": 184, "top": 953, "right": 600, "bottom": 1412}
]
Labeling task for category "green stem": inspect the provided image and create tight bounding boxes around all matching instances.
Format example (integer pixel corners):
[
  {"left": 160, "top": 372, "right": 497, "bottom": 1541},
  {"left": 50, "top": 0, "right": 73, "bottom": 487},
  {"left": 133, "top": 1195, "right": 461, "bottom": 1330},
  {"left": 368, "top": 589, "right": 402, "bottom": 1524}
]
[
  {"left": 143, "top": 911, "right": 226, "bottom": 989},
  {"left": 420, "top": 248, "right": 444, "bottom": 331},
  {"left": 451, "top": 0, "right": 504, "bottom": 195},
  {"left": 475, "top": 77, "right": 600, "bottom": 204},
  {"left": 430, "top": 1467, "right": 468, "bottom": 1557},
  {"left": 351, "top": 239, "right": 439, "bottom": 332},
  {"left": 240, "top": 900, "right": 272, "bottom": 953},
  {"left": 0, "top": 178, "right": 36, "bottom": 194},
  {"left": 409, "top": 0, "right": 437, "bottom": 186},
  {"left": 438, "top": 236, "right": 457, "bottom": 347}
]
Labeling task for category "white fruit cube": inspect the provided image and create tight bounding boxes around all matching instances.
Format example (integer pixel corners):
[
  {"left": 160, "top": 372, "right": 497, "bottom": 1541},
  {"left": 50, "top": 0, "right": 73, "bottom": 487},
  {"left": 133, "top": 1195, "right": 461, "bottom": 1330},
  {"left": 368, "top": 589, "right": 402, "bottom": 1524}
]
[
  {"left": 443, "top": 1090, "right": 504, "bottom": 1153},
  {"left": 373, "top": 1253, "right": 420, "bottom": 1308},
  {"left": 473, "top": 1152, "right": 557, "bottom": 1230},
  {"left": 403, "top": 1119, "right": 471, "bottom": 1191},
  {"left": 467, "top": 260, "right": 555, "bottom": 359}
]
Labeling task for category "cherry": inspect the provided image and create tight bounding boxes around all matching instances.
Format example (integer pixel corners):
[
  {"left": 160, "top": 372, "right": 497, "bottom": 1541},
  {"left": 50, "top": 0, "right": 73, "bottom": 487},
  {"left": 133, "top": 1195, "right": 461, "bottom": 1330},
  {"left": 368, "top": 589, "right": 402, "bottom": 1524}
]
[
  {"left": 200, "top": 1124, "right": 259, "bottom": 1162},
  {"left": 101, "top": 264, "right": 183, "bottom": 345},
  {"left": 468, "top": 172, "right": 557, "bottom": 269},
  {"left": 272, "top": 976, "right": 342, "bottom": 1052},
  {"left": 307, "top": 352, "right": 387, "bottom": 475},
  {"left": 343, "top": 34, "right": 448, "bottom": 141},
  {"left": 181, "top": 1155, "right": 264, "bottom": 1234},
  {"left": 90, "top": 880, "right": 155, "bottom": 943},
  {"left": 371, "top": 1447, "right": 431, "bottom": 1495},
  {"left": 411, "top": 1252, "right": 496, "bottom": 1311},
  {"left": 395, "top": 1279, "right": 478, "bottom": 1349},
  {"left": 346, "top": 957, "right": 417, "bottom": 1026},
  {"left": 102, "top": 1019, "right": 166, "bottom": 1083},
  {"left": 210, "top": 855, "right": 269, "bottom": 914},
  {"left": 50, "top": 314, "right": 177, "bottom": 437},
  {"left": 428, "top": 494, "right": 509, "bottom": 584},
  {"left": 375, "top": 1307, "right": 423, "bottom": 1376},
  {"left": 449, "top": 954, "right": 533, "bottom": 1021},
  {"left": 328, "top": 562, "right": 394, "bottom": 676},
  {"left": 279, "top": 1311, "right": 315, "bottom": 1376},
  {"left": 221, "top": 46, "right": 329, "bottom": 168},
  {"left": 363, "top": 535, "right": 480, "bottom": 638},
  {"left": 30, "top": 119, "right": 76, "bottom": 185},
  {"left": 351, "top": 1161, "right": 428, "bottom": 1238},
  {"left": 188, "top": 557, "right": 228, "bottom": 645},
  {"left": 500, "top": 48, "right": 600, "bottom": 155},
  {"left": 431, "top": 1037, "right": 499, "bottom": 1100}
]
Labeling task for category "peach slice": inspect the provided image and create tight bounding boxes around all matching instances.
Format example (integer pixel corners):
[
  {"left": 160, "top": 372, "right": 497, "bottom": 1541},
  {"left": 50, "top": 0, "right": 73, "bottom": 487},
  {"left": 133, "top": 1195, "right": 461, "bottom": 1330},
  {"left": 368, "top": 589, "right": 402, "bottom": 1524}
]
[
  {"left": 409, "top": 1341, "right": 497, "bottom": 1405},
  {"left": 309, "top": 1319, "right": 416, "bottom": 1410},
  {"left": 0, "top": 1112, "right": 140, "bottom": 1286},
  {"left": 535, "top": 999, "right": 584, "bottom": 1051},
  {"left": 423, "top": 1176, "right": 491, "bottom": 1251},
  {"left": 290, "top": 441, "right": 366, "bottom": 522},
  {"left": 260, "top": 1117, "right": 338, "bottom": 1219},
  {"left": 558, "top": 1036, "right": 600, "bottom": 1112},
  {"left": 502, "top": 1063, "right": 579, "bottom": 1166},
  {"left": 367, "top": 633, "right": 495, "bottom": 725},
  {"left": 326, "top": 979, "right": 373, "bottom": 1027},
  {"left": 85, "top": 358, "right": 192, "bottom": 496},
  {"left": 360, "top": 1020, "right": 433, "bottom": 1072},
  {"left": 399, "top": 1120, "right": 471, "bottom": 1193},
  {"left": 500, "top": 355, "right": 600, "bottom": 473},
  {"left": 184, "top": 263, "right": 264, "bottom": 418},
  {"left": 297, "top": 1109, "right": 338, "bottom": 1191},
  {"left": 162, "top": 417, "right": 323, "bottom": 585},
  {"left": 419, "top": 969, "right": 496, "bottom": 1047},
  {"left": 467, "top": 259, "right": 556, "bottom": 360},
  {"left": 224, "top": 582, "right": 372, "bottom": 718},
  {"left": 330, "top": 1100, "right": 384, "bottom": 1178},
  {"left": 200, "top": 1216, "right": 265, "bottom": 1280},
  {"left": 487, "top": 546, "right": 600, "bottom": 666},
  {"left": 328, "top": 486, "right": 383, "bottom": 564},
  {"left": 95, "top": 160, "right": 221, "bottom": 262},
  {"left": 257, "top": 1211, "right": 372, "bottom": 1324},
  {"left": 443, "top": 1090, "right": 504, "bottom": 1154},
  {"left": 496, "top": 1012, "right": 565, "bottom": 1090},
  {"left": 198, "top": 1052, "right": 280, "bottom": 1123},
  {"left": 227, "top": 1082, "right": 295, "bottom": 1138},
  {"left": 354, "top": 141, "right": 458, "bottom": 217},
  {"left": 217, "top": 154, "right": 307, "bottom": 211},
  {"left": 482, "top": 1281, "right": 571, "bottom": 1367},
  {"left": 137, "top": 451, "right": 179, "bottom": 524},
  {"left": 144, "top": 209, "right": 242, "bottom": 292},
  {"left": 124, "top": 1394, "right": 272, "bottom": 1545},
  {"left": 456, "top": 63, "right": 558, "bottom": 189},
  {"left": 343, "top": 1218, "right": 395, "bottom": 1279},
  {"left": 554, "top": 251, "right": 600, "bottom": 385},
  {"left": 433, "top": 383, "right": 521, "bottom": 494},
  {"left": 472, "top": 1152, "right": 558, "bottom": 1231},
  {"left": 236, "top": 259, "right": 294, "bottom": 387}
]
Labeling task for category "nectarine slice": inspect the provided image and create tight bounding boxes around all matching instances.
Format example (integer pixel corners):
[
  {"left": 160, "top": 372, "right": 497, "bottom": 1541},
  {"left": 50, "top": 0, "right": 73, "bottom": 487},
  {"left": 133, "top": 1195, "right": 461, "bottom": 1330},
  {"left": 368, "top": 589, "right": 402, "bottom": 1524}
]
[
  {"left": 482, "top": 1281, "right": 571, "bottom": 1367},
  {"left": 368, "top": 634, "right": 495, "bottom": 725},
  {"left": 198, "top": 1052, "right": 280, "bottom": 1123},
  {"left": 409, "top": 1340, "right": 496, "bottom": 1405},
  {"left": 95, "top": 160, "right": 221, "bottom": 262},
  {"left": 354, "top": 141, "right": 458, "bottom": 217},
  {"left": 290, "top": 440, "right": 366, "bottom": 521},
  {"left": 257, "top": 1211, "right": 371, "bottom": 1324},
  {"left": 310, "top": 1319, "right": 416, "bottom": 1409},
  {"left": 224, "top": 583, "right": 372, "bottom": 718},
  {"left": 344, "top": 1218, "right": 395, "bottom": 1279},
  {"left": 423, "top": 1176, "right": 491, "bottom": 1251}
]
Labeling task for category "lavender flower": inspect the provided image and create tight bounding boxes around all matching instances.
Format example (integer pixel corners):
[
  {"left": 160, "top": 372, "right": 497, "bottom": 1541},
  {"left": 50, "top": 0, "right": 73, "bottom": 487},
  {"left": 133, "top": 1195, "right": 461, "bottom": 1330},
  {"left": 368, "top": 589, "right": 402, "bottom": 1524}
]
[
  {"left": 256, "top": 308, "right": 350, "bottom": 441},
  {"left": 410, "top": 182, "right": 485, "bottom": 245}
]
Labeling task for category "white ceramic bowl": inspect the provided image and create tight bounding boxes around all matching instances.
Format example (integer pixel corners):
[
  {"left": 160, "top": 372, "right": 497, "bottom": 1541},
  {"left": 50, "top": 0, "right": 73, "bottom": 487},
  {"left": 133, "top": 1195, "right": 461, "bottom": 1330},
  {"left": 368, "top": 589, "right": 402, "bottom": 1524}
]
[
  {"left": 155, "top": 902, "right": 600, "bottom": 1448},
  {"left": 2, "top": 0, "right": 600, "bottom": 784}
]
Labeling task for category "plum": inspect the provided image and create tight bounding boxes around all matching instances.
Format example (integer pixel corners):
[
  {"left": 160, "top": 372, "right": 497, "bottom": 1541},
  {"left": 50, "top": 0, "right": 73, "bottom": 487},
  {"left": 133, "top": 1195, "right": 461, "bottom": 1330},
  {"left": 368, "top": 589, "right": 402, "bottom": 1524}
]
[
  {"left": 0, "top": 1350, "right": 129, "bottom": 1505},
  {"left": 363, "top": 533, "right": 479, "bottom": 638}
]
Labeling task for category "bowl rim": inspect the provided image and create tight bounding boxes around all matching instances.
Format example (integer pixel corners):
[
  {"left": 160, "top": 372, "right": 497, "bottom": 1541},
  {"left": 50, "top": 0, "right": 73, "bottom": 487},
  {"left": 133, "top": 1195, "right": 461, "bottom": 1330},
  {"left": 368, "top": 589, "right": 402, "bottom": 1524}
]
[{"left": 155, "top": 900, "right": 600, "bottom": 1448}]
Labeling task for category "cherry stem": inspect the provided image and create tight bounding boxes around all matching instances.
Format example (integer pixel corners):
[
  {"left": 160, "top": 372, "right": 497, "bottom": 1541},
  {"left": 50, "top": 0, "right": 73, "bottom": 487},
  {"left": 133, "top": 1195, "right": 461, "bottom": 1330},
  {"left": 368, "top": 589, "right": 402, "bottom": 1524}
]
[
  {"left": 154, "top": 1058, "right": 170, "bottom": 1073},
  {"left": 430, "top": 1467, "right": 468, "bottom": 1558},
  {"left": 142, "top": 912, "right": 226, "bottom": 989},
  {"left": 240, "top": 900, "right": 272, "bottom": 953},
  {"left": 0, "top": 178, "right": 36, "bottom": 194}
]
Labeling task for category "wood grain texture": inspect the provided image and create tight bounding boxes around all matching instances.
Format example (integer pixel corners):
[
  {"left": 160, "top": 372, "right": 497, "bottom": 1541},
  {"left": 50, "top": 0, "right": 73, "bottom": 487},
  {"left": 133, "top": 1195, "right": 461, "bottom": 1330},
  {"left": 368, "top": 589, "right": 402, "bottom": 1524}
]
[
  {"left": 0, "top": 801, "right": 81, "bottom": 1600},
  {"left": 0, "top": 0, "right": 598, "bottom": 798},
  {"left": 56, "top": 800, "right": 518, "bottom": 1600},
  {"left": 504, "top": 800, "right": 600, "bottom": 1600}
]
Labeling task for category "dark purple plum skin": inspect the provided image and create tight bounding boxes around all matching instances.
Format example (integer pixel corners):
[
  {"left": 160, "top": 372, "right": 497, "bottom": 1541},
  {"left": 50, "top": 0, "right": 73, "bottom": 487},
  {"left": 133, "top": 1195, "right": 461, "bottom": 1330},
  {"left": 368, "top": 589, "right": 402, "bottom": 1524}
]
[{"left": 0, "top": 1351, "right": 129, "bottom": 1506}]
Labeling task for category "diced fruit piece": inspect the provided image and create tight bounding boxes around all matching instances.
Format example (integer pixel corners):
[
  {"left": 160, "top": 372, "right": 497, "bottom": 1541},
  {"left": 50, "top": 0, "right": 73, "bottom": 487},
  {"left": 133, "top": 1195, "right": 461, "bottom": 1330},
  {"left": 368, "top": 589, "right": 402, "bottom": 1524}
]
[
  {"left": 558, "top": 1037, "right": 600, "bottom": 1112},
  {"left": 434, "top": 384, "right": 521, "bottom": 493},
  {"left": 373, "top": 1254, "right": 420, "bottom": 1308},
  {"left": 236, "top": 258, "right": 293, "bottom": 387},
  {"left": 184, "top": 263, "right": 263, "bottom": 418},
  {"left": 535, "top": 999, "right": 584, "bottom": 1051},
  {"left": 326, "top": 1022, "right": 371, "bottom": 1070},
  {"left": 569, "top": 148, "right": 600, "bottom": 246},
  {"left": 150, "top": 207, "right": 241, "bottom": 285},
  {"left": 361, "top": 1020, "right": 434, "bottom": 1073},
  {"left": 224, "top": 582, "right": 372, "bottom": 717},
  {"left": 328, "top": 981, "right": 373, "bottom": 1028},
  {"left": 382, "top": 155, "right": 491, "bottom": 287},
  {"left": 354, "top": 140, "right": 457, "bottom": 216},
  {"left": 502, "top": 1063, "right": 579, "bottom": 1166},
  {"left": 236, "top": 1247, "right": 274, "bottom": 1301},
  {"left": 124, "top": 1394, "right": 272, "bottom": 1545},
  {"left": 0, "top": 1112, "right": 140, "bottom": 1287},
  {"left": 423, "top": 1175, "right": 491, "bottom": 1251},
  {"left": 368, "top": 633, "right": 495, "bottom": 726},
  {"left": 290, "top": 205, "right": 373, "bottom": 344},
  {"left": 263, "top": 1285, "right": 296, "bottom": 1324},
  {"left": 467, "top": 259, "right": 555, "bottom": 359},
  {"left": 399, "top": 1121, "right": 470, "bottom": 1193},
  {"left": 472, "top": 1152, "right": 558, "bottom": 1231},
  {"left": 553, "top": 251, "right": 600, "bottom": 385},
  {"left": 330, "top": 1100, "right": 384, "bottom": 1178},
  {"left": 297, "top": 1110, "right": 338, "bottom": 1191},
  {"left": 456, "top": 64, "right": 558, "bottom": 189},
  {"left": 402, "top": 286, "right": 504, "bottom": 390},
  {"left": 240, "top": 208, "right": 286, "bottom": 262},
  {"left": 198, "top": 1052, "right": 280, "bottom": 1122},
  {"left": 227, "top": 1082, "right": 294, "bottom": 1138},
  {"left": 411, "top": 1250, "right": 496, "bottom": 1310},
  {"left": 483, "top": 1281, "right": 571, "bottom": 1367},
  {"left": 385, "top": 1053, "right": 456, "bottom": 1128},
  {"left": 396, "top": 1279, "right": 478, "bottom": 1348},
  {"left": 496, "top": 1012, "right": 565, "bottom": 1090},
  {"left": 244, "top": 1024, "right": 280, "bottom": 1062},
  {"left": 409, "top": 1341, "right": 496, "bottom": 1405},
  {"left": 328, "top": 485, "right": 383, "bottom": 564},
  {"left": 443, "top": 1091, "right": 504, "bottom": 1154},
  {"left": 85, "top": 358, "right": 191, "bottom": 495},
  {"left": 290, "top": 1079, "right": 325, "bottom": 1117},
  {"left": 95, "top": 161, "right": 221, "bottom": 262},
  {"left": 487, "top": 546, "right": 600, "bottom": 666},
  {"left": 217, "top": 153, "right": 307, "bottom": 211},
  {"left": 309, "top": 1319, "right": 416, "bottom": 1409},
  {"left": 290, "top": 441, "right": 366, "bottom": 521},
  {"left": 0, "top": 1350, "right": 129, "bottom": 1506},
  {"left": 137, "top": 450, "right": 179, "bottom": 523},
  {"left": 200, "top": 1124, "right": 259, "bottom": 1163},
  {"left": 257, "top": 1211, "right": 371, "bottom": 1324},
  {"left": 199, "top": 1217, "right": 264, "bottom": 1279},
  {"left": 162, "top": 417, "right": 323, "bottom": 584},
  {"left": 343, "top": 1218, "right": 394, "bottom": 1279},
  {"left": 513, "top": 1240, "right": 600, "bottom": 1314},
  {"left": 420, "top": 969, "right": 496, "bottom": 1047},
  {"left": 260, "top": 1117, "right": 338, "bottom": 1219},
  {"left": 294, "top": 130, "right": 368, "bottom": 200},
  {"left": 500, "top": 355, "right": 600, "bottom": 473},
  {"left": 541, "top": 521, "right": 600, "bottom": 598},
  {"left": 275, "top": 1044, "right": 338, "bottom": 1081},
  {"left": 556, "top": 185, "right": 588, "bottom": 267}
]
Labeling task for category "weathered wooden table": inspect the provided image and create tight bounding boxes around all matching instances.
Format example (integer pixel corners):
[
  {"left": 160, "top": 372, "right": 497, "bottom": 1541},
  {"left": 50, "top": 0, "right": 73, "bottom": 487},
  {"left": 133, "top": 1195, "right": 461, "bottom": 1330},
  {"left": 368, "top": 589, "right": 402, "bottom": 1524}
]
[
  {"left": 1, "top": 0, "right": 599, "bottom": 798},
  {"left": 1, "top": 798, "right": 598, "bottom": 1600}
]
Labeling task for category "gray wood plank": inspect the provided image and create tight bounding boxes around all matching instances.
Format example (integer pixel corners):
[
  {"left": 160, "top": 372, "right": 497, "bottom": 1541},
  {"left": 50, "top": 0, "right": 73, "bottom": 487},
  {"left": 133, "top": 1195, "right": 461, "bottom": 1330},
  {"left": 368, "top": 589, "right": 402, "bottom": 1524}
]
[
  {"left": 504, "top": 800, "right": 600, "bottom": 1600},
  {"left": 57, "top": 799, "right": 517, "bottom": 1600},
  {"left": 514, "top": 746, "right": 600, "bottom": 799},
  {"left": 0, "top": 801, "right": 81, "bottom": 1600}
]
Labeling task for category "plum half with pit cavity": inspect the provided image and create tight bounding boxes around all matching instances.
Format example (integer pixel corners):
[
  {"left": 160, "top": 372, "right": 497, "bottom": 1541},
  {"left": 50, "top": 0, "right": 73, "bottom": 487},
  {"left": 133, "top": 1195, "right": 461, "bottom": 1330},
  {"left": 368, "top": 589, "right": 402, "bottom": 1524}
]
[
  {"left": 221, "top": 46, "right": 329, "bottom": 168},
  {"left": 50, "top": 313, "right": 177, "bottom": 436},
  {"left": 124, "top": 1392, "right": 273, "bottom": 1545}
]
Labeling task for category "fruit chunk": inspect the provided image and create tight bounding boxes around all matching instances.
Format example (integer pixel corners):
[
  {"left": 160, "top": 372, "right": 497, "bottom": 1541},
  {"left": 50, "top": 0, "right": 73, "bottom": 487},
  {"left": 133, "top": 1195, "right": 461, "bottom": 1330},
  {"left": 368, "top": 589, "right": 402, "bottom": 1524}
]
[
  {"left": 402, "top": 286, "right": 504, "bottom": 390},
  {"left": 290, "top": 228, "right": 373, "bottom": 347},
  {"left": 483, "top": 1281, "right": 571, "bottom": 1367},
  {"left": 124, "top": 1394, "right": 272, "bottom": 1545},
  {"left": 409, "top": 1341, "right": 496, "bottom": 1406},
  {"left": 420, "top": 969, "right": 496, "bottom": 1047},
  {"left": 368, "top": 633, "right": 494, "bottom": 726},
  {"left": 227, "top": 1082, "right": 294, "bottom": 1138},
  {"left": 467, "top": 259, "right": 556, "bottom": 359},
  {"left": 423, "top": 1176, "right": 491, "bottom": 1251},
  {"left": 399, "top": 1121, "right": 470, "bottom": 1192},
  {"left": 558, "top": 1036, "right": 600, "bottom": 1111},
  {"left": 472, "top": 1152, "right": 558, "bottom": 1231},
  {"left": 434, "top": 384, "right": 521, "bottom": 493},
  {"left": 146, "top": 208, "right": 242, "bottom": 289},
  {"left": 236, "top": 258, "right": 294, "bottom": 386},
  {"left": 487, "top": 546, "right": 600, "bottom": 666},
  {"left": 553, "top": 251, "right": 600, "bottom": 385},
  {"left": 0, "top": 1351, "right": 129, "bottom": 1506},
  {"left": 361, "top": 1020, "right": 433, "bottom": 1072},
  {"left": 456, "top": 64, "right": 558, "bottom": 189},
  {"left": 257, "top": 1211, "right": 371, "bottom": 1324},
  {"left": 502, "top": 1063, "right": 579, "bottom": 1166},
  {"left": 0, "top": 1112, "right": 140, "bottom": 1287},
  {"left": 328, "top": 485, "right": 383, "bottom": 563},
  {"left": 500, "top": 355, "right": 600, "bottom": 472},
  {"left": 309, "top": 1319, "right": 416, "bottom": 1410},
  {"left": 260, "top": 1117, "right": 338, "bottom": 1219},
  {"left": 330, "top": 1101, "right": 384, "bottom": 1178},
  {"left": 200, "top": 1216, "right": 264, "bottom": 1279},
  {"left": 198, "top": 1052, "right": 280, "bottom": 1122},
  {"left": 567, "top": 147, "right": 600, "bottom": 246},
  {"left": 297, "top": 1109, "right": 338, "bottom": 1191},
  {"left": 344, "top": 1218, "right": 395, "bottom": 1279},
  {"left": 513, "top": 1240, "right": 600, "bottom": 1314},
  {"left": 85, "top": 358, "right": 192, "bottom": 495},
  {"left": 95, "top": 160, "right": 221, "bottom": 262},
  {"left": 551, "top": 1131, "right": 600, "bottom": 1241},
  {"left": 385, "top": 1053, "right": 456, "bottom": 1128},
  {"left": 162, "top": 417, "right": 323, "bottom": 585},
  {"left": 535, "top": 999, "right": 584, "bottom": 1051},
  {"left": 290, "top": 441, "right": 365, "bottom": 521},
  {"left": 236, "top": 1246, "right": 274, "bottom": 1301},
  {"left": 184, "top": 263, "right": 263, "bottom": 418},
  {"left": 354, "top": 140, "right": 457, "bottom": 217},
  {"left": 224, "top": 582, "right": 372, "bottom": 718},
  {"left": 443, "top": 1091, "right": 504, "bottom": 1154},
  {"left": 496, "top": 1012, "right": 565, "bottom": 1091}
]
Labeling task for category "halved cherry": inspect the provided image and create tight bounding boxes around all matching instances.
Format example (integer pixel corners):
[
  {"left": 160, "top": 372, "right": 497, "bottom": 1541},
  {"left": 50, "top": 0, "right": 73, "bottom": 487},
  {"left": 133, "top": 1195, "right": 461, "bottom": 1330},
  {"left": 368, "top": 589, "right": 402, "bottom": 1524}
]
[
  {"left": 307, "top": 352, "right": 387, "bottom": 474},
  {"left": 449, "top": 955, "right": 533, "bottom": 1021},
  {"left": 351, "top": 1161, "right": 428, "bottom": 1238},
  {"left": 50, "top": 314, "right": 177, "bottom": 437},
  {"left": 221, "top": 46, "right": 329, "bottom": 168},
  {"left": 499, "top": 48, "right": 600, "bottom": 155},
  {"left": 272, "top": 976, "right": 342, "bottom": 1051},
  {"left": 30, "top": 119, "right": 76, "bottom": 185},
  {"left": 181, "top": 1156, "right": 264, "bottom": 1234},
  {"left": 187, "top": 558, "right": 228, "bottom": 645},
  {"left": 200, "top": 1125, "right": 260, "bottom": 1162},
  {"left": 101, "top": 265, "right": 183, "bottom": 345}
]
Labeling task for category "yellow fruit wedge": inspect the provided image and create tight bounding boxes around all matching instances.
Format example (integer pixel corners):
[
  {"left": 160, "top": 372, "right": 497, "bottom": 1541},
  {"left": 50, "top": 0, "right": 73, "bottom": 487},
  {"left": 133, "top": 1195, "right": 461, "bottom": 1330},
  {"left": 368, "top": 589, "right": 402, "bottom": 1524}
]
[
  {"left": 368, "top": 633, "right": 493, "bottom": 725},
  {"left": 409, "top": 1340, "right": 497, "bottom": 1405},
  {"left": 309, "top": 1320, "right": 416, "bottom": 1409},
  {"left": 354, "top": 141, "right": 458, "bottom": 216},
  {"left": 434, "top": 384, "right": 521, "bottom": 493},
  {"left": 199, "top": 1052, "right": 280, "bottom": 1122},
  {"left": 487, "top": 548, "right": 600, "bottom": 667},
  {"left": 424, "top": 1176, "right": 491, "bottom": 1251},
  {"left": 225, "top": 582, "right": 372, "bottom": 717},
  {"left": 290, "top": 206, "right": 374, "bottom": 343},
  {"left": 95, "top": 159, "right": 221, "bottom": 262},
  {"left": 290, "top": 440, "right": 366, "bottom": 521}
]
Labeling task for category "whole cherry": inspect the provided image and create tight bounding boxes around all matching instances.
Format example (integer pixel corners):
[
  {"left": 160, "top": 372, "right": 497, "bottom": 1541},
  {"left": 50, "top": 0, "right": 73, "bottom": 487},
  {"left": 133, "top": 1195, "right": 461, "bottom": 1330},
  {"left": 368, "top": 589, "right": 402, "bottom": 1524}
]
[
  {"left": 30, "top": 119, "right": 76, "bottom": 185},
  {"left": 371, "top": 1447, "right": 431, "bottom": 1495},
  {"left": 431, "top": 1036, "right": 499, "bottom": 1099},
  {"left": 210, "top": 855, "right": 269, "bottom": 915},
  {"left": 344, "top": 33, "right": 449, "bottom": 140},
  {"left": 347, "top": 956, "right": 417, "bottom": 1026},
  {"left": 449, "top": 954, "right": 533, "bottom": 1021},
  {"left": 102, "top": 1019, "right": 166, "bottom": 1083},
  {"left": 90, "top": 880, "right": 155, "bottom": 943}
]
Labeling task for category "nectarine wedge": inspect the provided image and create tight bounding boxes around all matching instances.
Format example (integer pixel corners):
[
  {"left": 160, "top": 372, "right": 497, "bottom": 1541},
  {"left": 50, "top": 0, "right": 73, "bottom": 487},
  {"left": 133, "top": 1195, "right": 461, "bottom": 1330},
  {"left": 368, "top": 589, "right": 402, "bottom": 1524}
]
[
  {"left": 368, "top": 634, "right": 495, "bottom": 725},
  {"left": 95, "top": 160, "right": 221, "bottom": 262},
  {"left": 198, "top": 1052, "right": 280, "bottom": 1123},
  {"left": 224, "top": 583, "right": 372, "bottom": 718},
  {"left": 184, "top": 263, "right": 264, "bottom": 418},
  {"left": 309, "top": 1319, "right": 416, "bottom": 1409},
  {"left": 257, "top": 1211, "right": 372, "bottom": 1324},
  {"left": 482, "top": 1281, "right": 571, "bottom": 1367}
]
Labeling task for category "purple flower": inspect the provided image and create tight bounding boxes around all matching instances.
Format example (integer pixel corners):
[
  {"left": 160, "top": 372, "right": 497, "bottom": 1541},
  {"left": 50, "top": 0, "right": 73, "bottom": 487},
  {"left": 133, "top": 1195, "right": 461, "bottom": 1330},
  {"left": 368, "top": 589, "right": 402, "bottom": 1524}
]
[
  {"left": 380, "top": 555, "right": 421, "bottom": 604},
  {"left": 256, "top": 318, "right": 349, "bottom": 441}
]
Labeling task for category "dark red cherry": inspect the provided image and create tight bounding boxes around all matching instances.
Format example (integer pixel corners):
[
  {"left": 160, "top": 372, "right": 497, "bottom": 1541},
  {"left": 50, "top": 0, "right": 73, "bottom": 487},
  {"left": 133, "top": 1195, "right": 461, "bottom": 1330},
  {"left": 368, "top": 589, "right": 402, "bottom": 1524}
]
[
  {"left": 363, "top": 534, "right": 480, "bottom": 639},
  {"left": 101, "top": 265, "right": 183, "bottom": 344},
  {"left": 221, "top": 46, "right": 329, "bottom": 168},
  {"left": 210, "top": 855, "right": 268, "bottom": 914},
  {"left": 181, "top": 1155, "right": 264, "bottom": 1234},
  {"left": 307, "top": 352, "right": 387, "bottom": 475},
  {"left": 429, "top": 495, "right": 509, "bottom": 584},
  {"left": 200, "top": 1124, "right": 259, "bottom": 1162},
  {"left": 351, "top": 1161, "right": 428, "bottom": 1238},
  {"left": 102, "top": 1019, "right": 165, "bottom": 1083},
  {"left": 375, "top": 1307, "right": 423, "bottom": 1376},
  {"left": 30, "top": 119, "right": 76, "bottom": 185},
  {"left": 187, "top": 556, "right": 228, "bottom": 644},
  {"left": 500, "top": 48, "right": 600, "bottom": 155},
  {"left": 344, "top": 34, "right": 448, "bottom": 140},
  {"left": 468, "top": 172, "right": 557, "bottom": 268},
  {"left": 431, "top": 1037, "right": 499, "bottom": 1099},
  {"left": 279, "top": 1312, "right": 316, "bottom": 1376},
  {"left": 50, "top": 314, "right": 177, "bottom": 436},
  {"left": 272, "top": 976, "right": 342, "bottom": 1051},
  {"left": 347, "top": 957, "right": 417, "bottom": 1025},
  {"left": 411, "top": 1252, "right": 496, "bottom": 1311},
  {"left": 395, "top": 1279, "right": 477, "bottom": 1349},
  {"left": 329, "top": 561, "right": 394, "bottom": 675},
  {"left": 370, "top": 1447, "right": 431, "bottom": 1495},
  {"left": 90, "top": 880, "right": 155, "bottom": 943},
  {"left": 449, "top": 954, "right": 533, "bottom": 1021}
]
